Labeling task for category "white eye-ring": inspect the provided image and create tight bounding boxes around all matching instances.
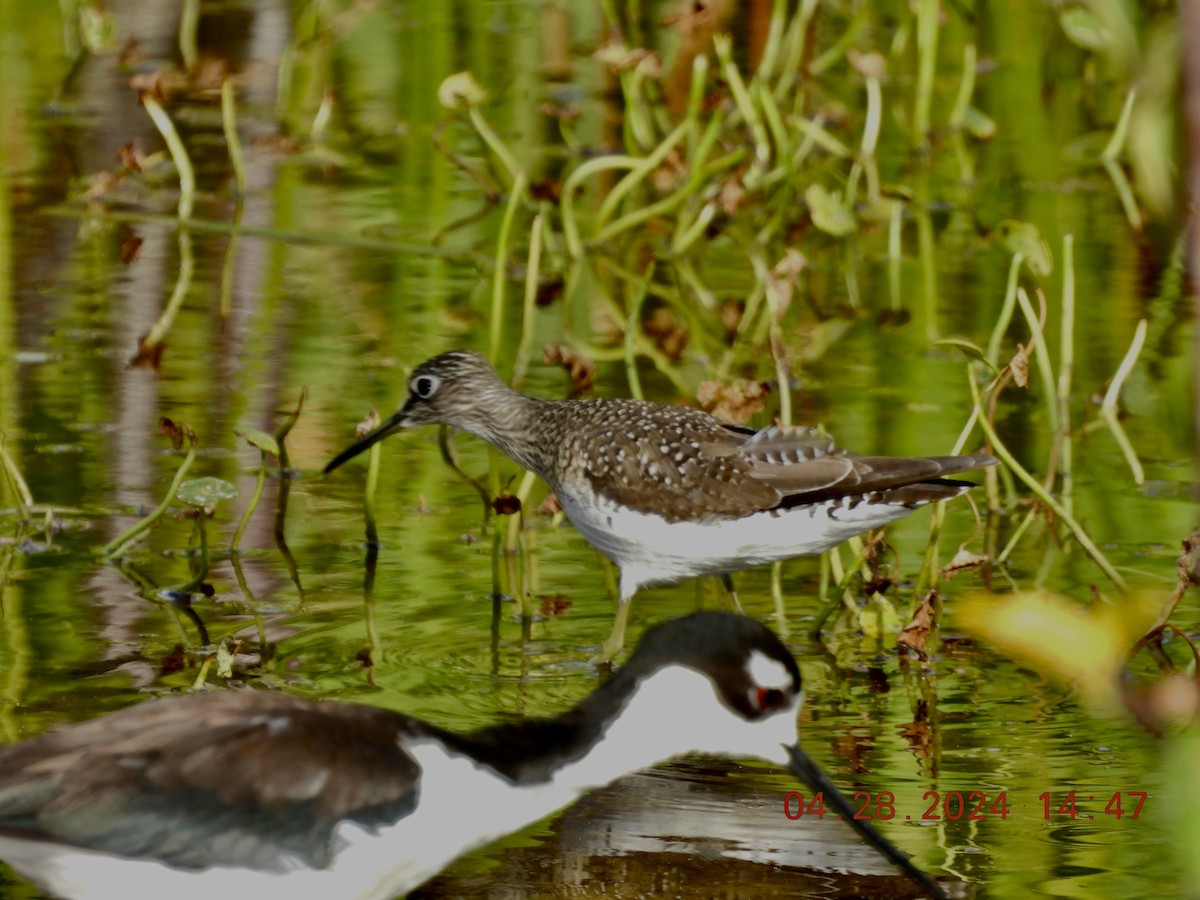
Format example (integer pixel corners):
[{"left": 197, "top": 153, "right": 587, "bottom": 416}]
[{"left": 412, "top": 373, "right": 441, "bottom": 399}]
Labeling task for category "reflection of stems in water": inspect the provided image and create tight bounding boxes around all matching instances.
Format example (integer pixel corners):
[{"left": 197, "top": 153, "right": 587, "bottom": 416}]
[
  {"left": 363, "top": 543, "right": 381, "bottom": 671},
  {"left": 273, "top": 387, "right": 306, "bottom": 571},
  {"left": 172, "top": 594, "right": 209, "bottom": 646},
  {"left": 0, "top": 526, "right": 30, "bottom": 742},
  {"left": 231, "top": 450, "right": 267, "bottom": 552},
  {"left": 218, "top": 197, "right": 244, "bottom": 319},
  {"left": 176, "top": 514, "right": 210, "bottom": 591},
  {"left": 364, "top": 442, "right": 380, "bottom": 548},
  {"left": 136, "top": 228, "right": 195, "bottom": 361},
  {"left": 273, "top": 472, "right": 304, "bottom": 603},
  {"left": 230, "top": 554, "right": 272, "bottom": 666},
  {"left": 274, "top": 386, "right": 306, "bottom": 473},
  {"left": 0, "top": 442, "right": 34, "bottom": 522},
  {"left": 103, "top": 434, "right": 197, "bottom": 557}
]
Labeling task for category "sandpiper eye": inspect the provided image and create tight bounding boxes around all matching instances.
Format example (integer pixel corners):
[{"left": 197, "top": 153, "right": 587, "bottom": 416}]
[
  {"left": 755, "top": 687, "right": 786, "bottom": 712},
  {"left": 412, "top": 374, "right": 440, "bottom": 399}
]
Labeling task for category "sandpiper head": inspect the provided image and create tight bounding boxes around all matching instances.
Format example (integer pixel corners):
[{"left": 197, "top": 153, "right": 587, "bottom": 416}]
[
  {"left": 324, "top": 350, "right": 508, "bottom": 474},
  {"left": 394, "top": 350, "right": 508, "bottom": 430}
]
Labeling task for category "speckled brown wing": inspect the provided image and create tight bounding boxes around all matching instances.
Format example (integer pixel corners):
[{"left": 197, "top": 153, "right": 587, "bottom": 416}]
[
  {"left": 740, "top": 427, "right": 996, "bottom": 506},
  {"left": 553, "top": 410, "right": 993, "bottom": 522},
  {"left": 0, "top": 691, "right": 423, "bottom": 870},
  {"left": 547, "top": 400, "right": 780, "bottom": 521}
]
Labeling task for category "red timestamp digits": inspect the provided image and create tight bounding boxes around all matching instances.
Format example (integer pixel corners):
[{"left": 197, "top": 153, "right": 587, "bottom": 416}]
[
  {"left": 783, "top": 790, "right": 1148, "bottom": 822},
  {"left": 1039, "top": 791, "right": 1146, "bottom": 820},
  {"left": 782, "top": 791, "right": 1010, "bottom": 821},
  {"left": 921, "top": 791, "right": 1010, "bottom": 820}
]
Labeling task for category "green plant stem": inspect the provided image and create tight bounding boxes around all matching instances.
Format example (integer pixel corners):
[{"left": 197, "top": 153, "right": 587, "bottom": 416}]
[
  {"left": 986, "top": 253, "right": 1024, "bottom": 367},
  {"left": 1099, "top": 319, "right": 1147, "bottom": 485},
  {"left": 593, "top": 120, "right": 689, "bottom": 229},
  {"left": 179, "top": 0, "right": 200, "bottom": 71},
  {"left": 949, "top": 43, "right": 977, "bottom": 128},
  {"left": 103, "top": 438, "right": 197, "bottom": 558},
  {"left": 622, "top": 267, "right": 653, "bottom": 401},
  {"left": 221, "top": 78, "right": 247, "bottom": 195},
  {"left": 511, "top": 213, "right": 543, "bottom": 390},
  {"left": 469, "top": 106, "right": 522, "bottom": 183},
  {"left": 1057, "top": 235, "right": 1076, "bottom": 514},
  {"left": 914, "top": 0, "right": 939, "bottom": 144},
  {"left": 488, "top": 171, "right": 528, "bottom": 366},
  {"left": 1014, "top": 287, "right": 1060, "bottom": 438},
  {"left": 1101, "top": 88, "right": 1137, "bottom": 161},
  {"left": 967, "top": 368, "right": 1126, "bottom": 589},
  {"left": 561, "top": 156, "right": 638, "bottom": 258},
  {"left": 142, "top": 95, "right": 195, "bottom": 221}
]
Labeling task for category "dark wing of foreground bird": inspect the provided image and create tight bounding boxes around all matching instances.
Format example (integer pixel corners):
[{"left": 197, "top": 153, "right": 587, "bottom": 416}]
[{"left": 0, "top": 692, "right": 422, "bottom": 870}]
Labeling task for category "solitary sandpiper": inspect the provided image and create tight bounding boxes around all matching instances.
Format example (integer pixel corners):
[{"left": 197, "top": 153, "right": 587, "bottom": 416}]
[
  {"left": 325, "top": 350, "right": 996, "bottom": 661},
  {"left": 0, "top": 613, "right": 948, "bottom": 899}
]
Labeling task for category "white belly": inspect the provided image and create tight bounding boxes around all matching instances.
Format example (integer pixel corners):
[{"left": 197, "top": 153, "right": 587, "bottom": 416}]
[{"left": 554, "top": 487, "right": 921, "bottom": 596}]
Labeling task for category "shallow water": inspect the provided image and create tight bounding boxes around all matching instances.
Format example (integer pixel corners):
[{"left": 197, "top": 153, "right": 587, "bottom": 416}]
[{"left": 0, "top": 1, "right": 1193, "bottom": 898}]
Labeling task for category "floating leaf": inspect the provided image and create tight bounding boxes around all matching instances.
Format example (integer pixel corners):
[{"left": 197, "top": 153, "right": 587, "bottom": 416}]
[
  {"left": 995, "top": 220, "right": 1054, "bottom": 278},
  {"left": 805, "top": 184, "right": 856, "bottom": 237},
  {"left": 235, "top": 426, "right": 279, "bottom": 456},
  {"left": 177, "top": 477, "right": 237, "bottom": 508},
  {"left": 932, "top": 337, "right": 997, "bottom": 371}
]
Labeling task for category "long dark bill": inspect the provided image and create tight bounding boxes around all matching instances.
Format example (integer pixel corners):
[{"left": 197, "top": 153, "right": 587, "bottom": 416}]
[
  {"left": 785, "top": 743, "right": 948, "bottom": 900},
  {"left": 323, "top": 411, "right": 407, "bottom": 474}
]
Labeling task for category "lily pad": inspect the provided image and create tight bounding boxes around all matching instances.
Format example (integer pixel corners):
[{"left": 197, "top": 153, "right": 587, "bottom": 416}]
[
  {"left": 177, "top": 477, "right": 237, "bottom": 508},
  {"left": 235, "top": 426, "right": 280, "bottom": 456}
]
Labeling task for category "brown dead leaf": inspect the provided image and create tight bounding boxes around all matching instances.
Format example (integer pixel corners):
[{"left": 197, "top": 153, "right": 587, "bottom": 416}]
[
  {"left": 1009, "top": 343, "right": 1029, "bottom": 388},
  {"left": 897, "top": 592, "right": 937, "bottom": 654},
  {"left": 1177, "top": 528, "right": 1200, "bottom": 588},
  {"left": 130, "top": 336, "right": 165, "bottom": 371},
  {"left": 696, "top": 378, "right": 768, "bottom": 424},
  {"left": 943, "top": 547, "right": 989, "bottom": 579},
  {"left": 543, "top": 344, "right": 595, "bottom": 397},
  {"left": 539, "top": 594, "right": 572, "bottom": 617},
  {"left": 643, "top": 307, "right": 688, "bottom": 361},
  {"left": 118, "top": 230, "right": 144, "bottom": 265},
  {"left": 159, "top": 418, "right": 191, "bottom": 450}
]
